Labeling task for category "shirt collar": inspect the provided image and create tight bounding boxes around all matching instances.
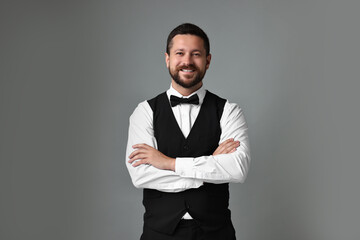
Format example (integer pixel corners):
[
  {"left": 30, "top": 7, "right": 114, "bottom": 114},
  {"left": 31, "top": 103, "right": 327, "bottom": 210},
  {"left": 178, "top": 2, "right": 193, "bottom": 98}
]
[{"left": 166, "top": 84, "right": 206, "bottom": 105}]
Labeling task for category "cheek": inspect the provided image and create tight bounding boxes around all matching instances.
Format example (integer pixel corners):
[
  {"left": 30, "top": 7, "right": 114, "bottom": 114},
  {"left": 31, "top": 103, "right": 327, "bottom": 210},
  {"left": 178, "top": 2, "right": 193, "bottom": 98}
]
[
  {"left": 170, "top": 60, "right": 181, "bottom": 68},
  {"left": 196, "top": 60, "right": 207, "bottom": 69}
]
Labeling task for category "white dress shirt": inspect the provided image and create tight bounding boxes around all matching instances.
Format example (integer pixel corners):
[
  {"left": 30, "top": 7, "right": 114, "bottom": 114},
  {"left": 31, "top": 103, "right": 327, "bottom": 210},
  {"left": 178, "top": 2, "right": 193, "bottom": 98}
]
[{"left": 126, "top": 85, "right": 251, "bottom": 193}]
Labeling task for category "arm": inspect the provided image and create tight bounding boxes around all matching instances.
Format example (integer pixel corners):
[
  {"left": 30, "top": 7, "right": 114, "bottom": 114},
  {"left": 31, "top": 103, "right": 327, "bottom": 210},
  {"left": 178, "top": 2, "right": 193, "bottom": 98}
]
[
  {"left": 128, "top": 101, "right": 251, "bottom": 184},
  {"left": 129, "top": 138, "right": 240, "bottom": 170},
  {"left": 125, "top": 101, "right": 203, "bottom": 192},
  {"left": 175, "top": 102, "right": 251, "bottom": 183}
]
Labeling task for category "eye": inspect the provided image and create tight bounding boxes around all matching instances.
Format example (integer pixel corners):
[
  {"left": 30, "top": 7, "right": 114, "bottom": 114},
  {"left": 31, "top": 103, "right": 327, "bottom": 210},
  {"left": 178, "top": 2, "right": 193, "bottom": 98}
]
[
  {"left": 176, "top": 52, "right": 184, "bottom": 56},
  {"left": 192, "top": 53, "right": 201, "bottom": 57}
]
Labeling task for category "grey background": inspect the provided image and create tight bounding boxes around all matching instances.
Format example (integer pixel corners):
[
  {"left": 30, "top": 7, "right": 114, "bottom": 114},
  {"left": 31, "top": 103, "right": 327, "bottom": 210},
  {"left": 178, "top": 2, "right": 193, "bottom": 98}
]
[{"left": 1, "top": 0, "right": 359, "bottom": 239}]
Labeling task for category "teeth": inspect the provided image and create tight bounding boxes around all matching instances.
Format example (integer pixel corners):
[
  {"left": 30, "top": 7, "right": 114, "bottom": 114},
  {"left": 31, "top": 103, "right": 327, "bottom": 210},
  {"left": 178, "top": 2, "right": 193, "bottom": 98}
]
[{"left": 181, "top": 69, "right": 194, "bottom": 72}]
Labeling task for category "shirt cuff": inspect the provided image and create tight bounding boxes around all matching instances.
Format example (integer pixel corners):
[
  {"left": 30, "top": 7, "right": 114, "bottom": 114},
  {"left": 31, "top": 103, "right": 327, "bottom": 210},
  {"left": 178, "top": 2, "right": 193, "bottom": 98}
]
[{"left": 175, "top": 157, "right": 194, "bottom": 177}]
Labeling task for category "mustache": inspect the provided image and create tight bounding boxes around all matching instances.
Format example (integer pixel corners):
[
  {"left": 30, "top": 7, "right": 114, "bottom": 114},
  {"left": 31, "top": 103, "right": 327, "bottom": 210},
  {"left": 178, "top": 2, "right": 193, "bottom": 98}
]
[{"left": 177, "top": 64, "right": 197, "bottom": 70}]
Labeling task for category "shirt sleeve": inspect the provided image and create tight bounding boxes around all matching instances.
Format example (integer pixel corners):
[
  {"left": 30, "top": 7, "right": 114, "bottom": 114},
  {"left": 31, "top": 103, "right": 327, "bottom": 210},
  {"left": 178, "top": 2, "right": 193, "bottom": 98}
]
[
  {"left": 174, "top": 101, "right": 251, "bottom": 183},
  {"left": 125, "top": 101, "right": 203, "bottom": 192}
]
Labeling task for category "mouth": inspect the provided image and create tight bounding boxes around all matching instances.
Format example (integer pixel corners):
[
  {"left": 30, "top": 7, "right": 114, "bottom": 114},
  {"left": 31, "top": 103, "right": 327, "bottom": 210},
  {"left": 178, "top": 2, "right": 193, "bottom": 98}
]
[{"left": 180, "top": 68, "right": 195, "bottom": 73}]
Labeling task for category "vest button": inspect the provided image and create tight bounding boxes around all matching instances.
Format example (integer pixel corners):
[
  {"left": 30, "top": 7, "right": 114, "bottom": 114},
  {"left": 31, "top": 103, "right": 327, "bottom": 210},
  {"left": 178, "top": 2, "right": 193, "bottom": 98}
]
[{"left": 183, "top": 144, "right": 189, "bottom": 150}]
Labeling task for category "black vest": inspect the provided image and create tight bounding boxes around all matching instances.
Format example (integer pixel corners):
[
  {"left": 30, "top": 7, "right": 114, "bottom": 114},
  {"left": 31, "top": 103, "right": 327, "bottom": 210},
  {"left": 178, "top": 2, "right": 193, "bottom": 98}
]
[{"left": 145, "top": 90, "right": 231, "bottom": 235}]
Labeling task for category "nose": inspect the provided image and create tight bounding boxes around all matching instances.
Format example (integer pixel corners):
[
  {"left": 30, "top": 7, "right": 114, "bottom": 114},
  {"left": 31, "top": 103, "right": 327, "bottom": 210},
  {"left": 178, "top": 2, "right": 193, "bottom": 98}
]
[{"left": 183, "top": 53, "right": 193, "bottom": 66}]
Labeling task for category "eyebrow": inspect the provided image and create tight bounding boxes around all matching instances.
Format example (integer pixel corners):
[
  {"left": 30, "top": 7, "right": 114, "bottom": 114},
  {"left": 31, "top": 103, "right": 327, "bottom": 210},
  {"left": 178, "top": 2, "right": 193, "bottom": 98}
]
[{"left": 173, "top": 48, "right": 202, "bottom": 52}]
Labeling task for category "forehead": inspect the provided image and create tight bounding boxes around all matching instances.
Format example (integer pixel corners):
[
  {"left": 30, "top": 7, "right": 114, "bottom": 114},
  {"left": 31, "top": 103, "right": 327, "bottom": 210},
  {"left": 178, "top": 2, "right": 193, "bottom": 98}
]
[{"left": 170, "top": 34, "right": 205, "bottom": 51}]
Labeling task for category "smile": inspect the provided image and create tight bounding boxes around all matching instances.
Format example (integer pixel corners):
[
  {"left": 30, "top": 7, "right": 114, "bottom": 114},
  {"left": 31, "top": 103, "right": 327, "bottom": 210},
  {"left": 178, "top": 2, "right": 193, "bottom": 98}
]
[{"left": 180, "top": 69, "right": 195, "bottom": 73}]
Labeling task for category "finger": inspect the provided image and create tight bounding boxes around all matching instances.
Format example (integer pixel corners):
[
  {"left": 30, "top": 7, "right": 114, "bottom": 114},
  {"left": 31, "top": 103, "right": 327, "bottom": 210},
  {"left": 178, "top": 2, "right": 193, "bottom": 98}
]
[
  {"left": 214, "top": 144, "right": 227, "bottom": 155},
  {"left": 129, "top": 149, "right": 146, "bottom": 159},
  {"left": 132, "top": 143, "right": 151, "bottom": 149},
  {"left": 128, "top": 153, "right": 147, "bottom": 163},
  {"left": 225, "top": 141, "right": 240, "bottom": 151},
  {"left": 217, "top": 140, "right": 231, "bottom": 152},
  {"left": 218, "top": 138, "right": 235, "bottom": 150},
  {"left": 132, "top": 159, "right": 148, "bottom": 167},
  {"left": 216, "top": 141, "right": 240, "bottom": 154},
  {"left": 219, "top": 138, "right": 234, "bottom": 146},
  {"left": 213, "top": 139, "right": 236, "bottom": 155},
  {"left": 223, "top": 141, "right": 240, "bottom": 153},
  {"left": 222, "top": 140, "right": 239, "bottom": 148}
]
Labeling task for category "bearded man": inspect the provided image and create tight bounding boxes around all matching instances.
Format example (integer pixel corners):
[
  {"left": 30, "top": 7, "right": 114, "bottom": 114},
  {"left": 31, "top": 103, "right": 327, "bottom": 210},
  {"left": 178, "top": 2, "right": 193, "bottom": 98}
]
[{"left": 126, "top": 23, "right": 251, "bottom": 240}]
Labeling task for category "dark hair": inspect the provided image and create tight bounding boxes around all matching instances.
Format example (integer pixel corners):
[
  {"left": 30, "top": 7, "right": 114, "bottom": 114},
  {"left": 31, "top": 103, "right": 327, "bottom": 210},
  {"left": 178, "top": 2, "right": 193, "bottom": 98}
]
[{"left": 166, "top": 23, "right": 210, "bottom": 56}]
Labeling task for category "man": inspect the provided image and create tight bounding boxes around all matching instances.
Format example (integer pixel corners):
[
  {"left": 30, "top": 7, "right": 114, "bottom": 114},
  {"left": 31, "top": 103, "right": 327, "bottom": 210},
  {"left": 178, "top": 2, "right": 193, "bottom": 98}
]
[{"left": 126, "top": 23, "right": 250, "bottom": 240}]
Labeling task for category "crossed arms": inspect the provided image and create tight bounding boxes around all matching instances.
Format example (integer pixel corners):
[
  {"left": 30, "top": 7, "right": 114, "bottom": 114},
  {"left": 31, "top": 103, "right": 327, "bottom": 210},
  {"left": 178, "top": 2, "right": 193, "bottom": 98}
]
[{"left": 125, "top": 101, "right": 251, "bottom": 193}]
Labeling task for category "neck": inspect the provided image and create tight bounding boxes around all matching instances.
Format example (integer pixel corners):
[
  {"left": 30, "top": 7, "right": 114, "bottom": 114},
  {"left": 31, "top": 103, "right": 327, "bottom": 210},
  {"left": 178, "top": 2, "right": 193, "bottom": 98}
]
[{"left": 171, "top": 80, "right": 203, "bottom": 96}]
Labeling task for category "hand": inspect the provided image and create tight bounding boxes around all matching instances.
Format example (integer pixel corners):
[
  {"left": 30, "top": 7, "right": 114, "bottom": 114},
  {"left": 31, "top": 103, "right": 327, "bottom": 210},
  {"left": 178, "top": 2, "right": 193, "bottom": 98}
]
[
  {"left": 213, "top": 138, "right": 240, "bottom": 156},
  {"left": 128, "top": 144, "right": 175, "bottom": 171}
]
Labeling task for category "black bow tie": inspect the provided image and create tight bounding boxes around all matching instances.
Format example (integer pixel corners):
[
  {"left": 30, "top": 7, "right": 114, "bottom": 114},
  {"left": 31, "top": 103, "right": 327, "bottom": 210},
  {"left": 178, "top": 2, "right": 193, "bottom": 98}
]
[{"left": 170, "top": 94, "right": 199, "bottom": 107}]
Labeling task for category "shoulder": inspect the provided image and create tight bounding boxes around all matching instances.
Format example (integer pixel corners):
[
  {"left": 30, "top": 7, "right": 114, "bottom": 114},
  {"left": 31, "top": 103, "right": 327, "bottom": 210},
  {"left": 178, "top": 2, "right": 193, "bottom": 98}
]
[
  {"left": 224, "top": 101, "right": 243, "bottom": 113},
  {"left": 207, "top": 91, "right": 244, "bottom": 121},
  {"left": 147, "top": 92, "right": 168, "bottom": 112},
  {"left": 205, "top": 90, "right": 226, "bottom": 103},
  {"left": 205, "top": 91, "right": 244, "bottom": 119},
  {"left": 130, "top": 91, "right": 169, "bottom": 122},
  {"left": 222, "top": 100, "right": 246, "bottom": 124},
  {"left": 204, "top": 90, "right": 227, "bottom": 118},
  {"left": 129, "top": 100, "right": 153, "bottom": 124}
]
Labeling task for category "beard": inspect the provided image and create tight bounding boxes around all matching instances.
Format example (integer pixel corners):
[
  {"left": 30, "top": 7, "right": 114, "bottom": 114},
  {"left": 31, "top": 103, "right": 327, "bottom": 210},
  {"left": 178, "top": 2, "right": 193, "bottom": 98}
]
[{"left": 168, "top": 64, "right": 206, "bottom": 89}]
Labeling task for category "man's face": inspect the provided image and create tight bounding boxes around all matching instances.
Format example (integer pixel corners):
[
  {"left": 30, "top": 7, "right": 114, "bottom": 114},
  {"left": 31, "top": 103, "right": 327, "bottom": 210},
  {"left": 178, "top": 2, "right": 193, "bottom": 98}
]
[{"left": 165, "top": 34, "right": 211, "bottom": 89}]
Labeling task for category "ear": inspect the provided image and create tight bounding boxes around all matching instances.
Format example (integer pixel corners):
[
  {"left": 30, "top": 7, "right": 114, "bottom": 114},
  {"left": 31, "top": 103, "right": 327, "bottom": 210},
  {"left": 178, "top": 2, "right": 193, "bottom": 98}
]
[
  {"left": 205, "top": 54, "right": 212, "bottom": 69},
  {"left": 165, "top": 52, "right": 170, "bottom": 68}
]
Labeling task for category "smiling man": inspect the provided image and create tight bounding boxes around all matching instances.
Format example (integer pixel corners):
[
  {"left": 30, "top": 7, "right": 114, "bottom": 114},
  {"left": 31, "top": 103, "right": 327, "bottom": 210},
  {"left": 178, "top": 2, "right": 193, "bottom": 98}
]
[
  {"left": 126, "top": 23, "right": 251, "bottom": 240},
  {"left": 166, "top": 34, "right": 210, "bottom": 92}
]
